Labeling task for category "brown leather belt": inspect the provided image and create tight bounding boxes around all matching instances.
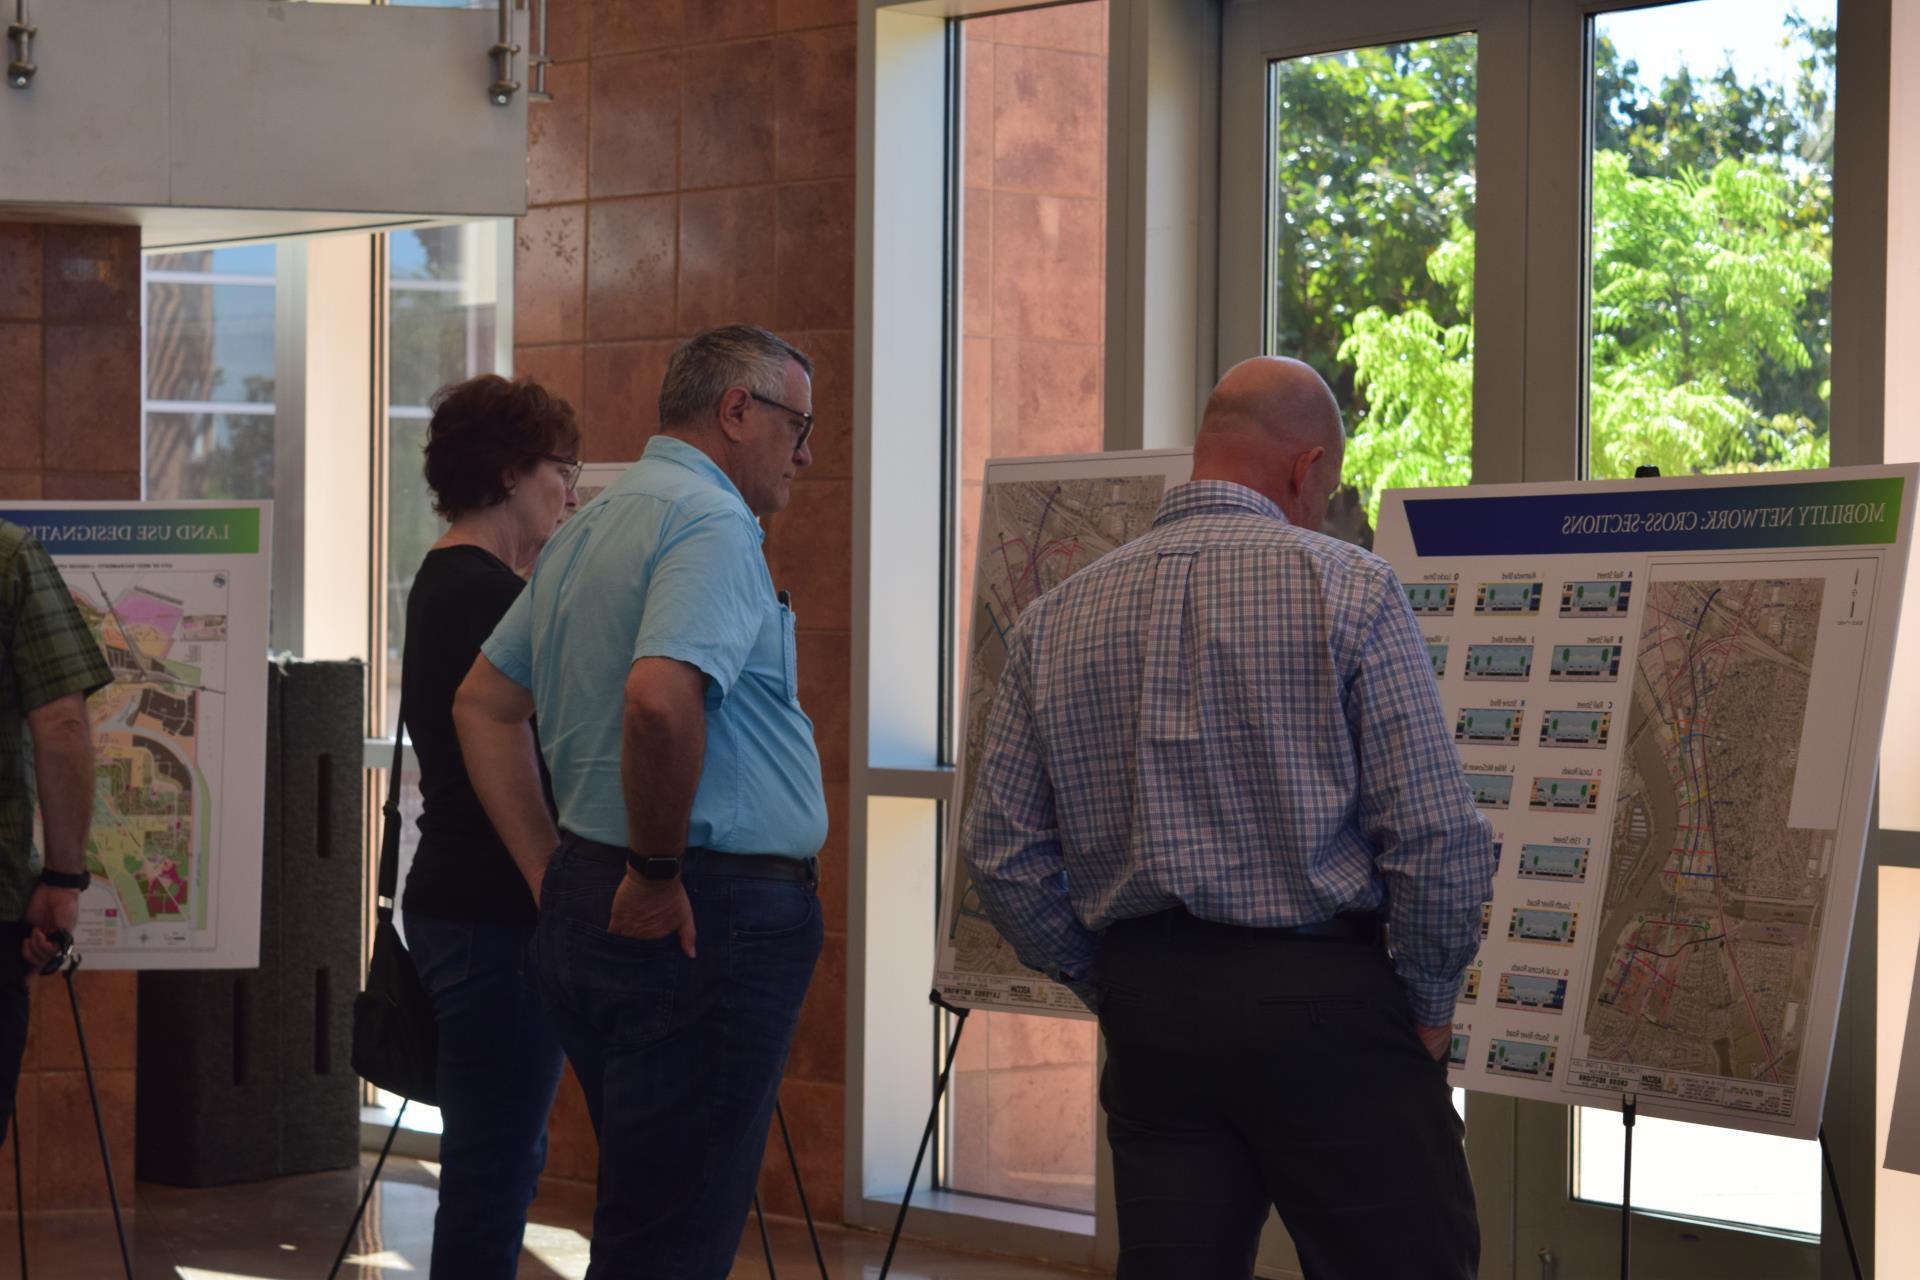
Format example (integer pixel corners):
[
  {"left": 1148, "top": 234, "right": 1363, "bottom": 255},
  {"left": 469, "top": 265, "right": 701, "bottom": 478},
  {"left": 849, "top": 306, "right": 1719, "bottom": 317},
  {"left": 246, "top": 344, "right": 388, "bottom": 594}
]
[{"left": 560, "top": 832, "right": 818, "bottom": 887}]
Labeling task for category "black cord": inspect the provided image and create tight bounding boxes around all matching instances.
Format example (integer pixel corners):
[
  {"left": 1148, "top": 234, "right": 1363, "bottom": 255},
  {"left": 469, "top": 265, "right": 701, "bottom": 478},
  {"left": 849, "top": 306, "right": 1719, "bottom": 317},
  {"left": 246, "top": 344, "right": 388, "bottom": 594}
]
[
  {"left": 13, "top": 1111, "right": 26, "bottom": 1280},
  {"left": 1818, "top": 1126, "right": 1864, "bottom": 1280},
  {"left": 1620, "top": 1094, "right": 1636, "bottom": 1280}
]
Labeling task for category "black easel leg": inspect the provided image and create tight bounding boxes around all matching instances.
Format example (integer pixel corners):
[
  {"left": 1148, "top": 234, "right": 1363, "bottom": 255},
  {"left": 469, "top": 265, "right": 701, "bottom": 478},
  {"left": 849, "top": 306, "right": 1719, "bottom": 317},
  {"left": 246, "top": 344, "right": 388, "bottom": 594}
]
[
  {"left": 13, "top": 1111, "right": 26, "bottom": 1280},
  {"left": 1818, "top": 1126, "right": 1864, "bottom": 1280},
  {"left": 327, "top": 1103, "right": 408, "bottom": 1280},
  {"left": 774, "top": 1100, "right": 829, "bottom": 1280},
  {"left": 1619, "top": 1094, "right": 1635, "bottom": 1280},
  {"left": 753, "top": 1192, "right": 778, "bottom": 1280},
  {"left": 61, "top": 971, "right": 130, "bottom": 1280},
  {"left": 877, "top": 1002, "right": 970, "bottom": 1280}
]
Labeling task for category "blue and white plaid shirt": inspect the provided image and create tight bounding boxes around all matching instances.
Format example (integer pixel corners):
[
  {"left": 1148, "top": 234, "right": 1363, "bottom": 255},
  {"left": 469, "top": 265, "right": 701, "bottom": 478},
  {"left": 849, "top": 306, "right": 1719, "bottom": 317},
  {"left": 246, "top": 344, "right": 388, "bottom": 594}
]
[{"left": 961, "top": 480, "right": 1494, "bottom": 1024}]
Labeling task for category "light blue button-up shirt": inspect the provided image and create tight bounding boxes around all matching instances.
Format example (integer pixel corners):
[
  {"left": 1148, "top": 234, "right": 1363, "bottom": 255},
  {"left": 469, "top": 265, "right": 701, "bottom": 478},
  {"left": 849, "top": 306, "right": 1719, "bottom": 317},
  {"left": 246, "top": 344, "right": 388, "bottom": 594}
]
[
  {"left": 482, "top": 434, "right": 828, "bottom": 857},
  {"left": 962, "top": 480, "right": 1494, "bottom": 1023}
]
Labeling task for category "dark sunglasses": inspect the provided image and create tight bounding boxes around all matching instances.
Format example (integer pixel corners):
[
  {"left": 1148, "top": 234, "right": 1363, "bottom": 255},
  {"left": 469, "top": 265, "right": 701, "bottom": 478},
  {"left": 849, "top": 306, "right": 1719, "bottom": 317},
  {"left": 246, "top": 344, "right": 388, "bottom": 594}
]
[{"left": 748, "top": 392, "right": 816, "bottom": 451}]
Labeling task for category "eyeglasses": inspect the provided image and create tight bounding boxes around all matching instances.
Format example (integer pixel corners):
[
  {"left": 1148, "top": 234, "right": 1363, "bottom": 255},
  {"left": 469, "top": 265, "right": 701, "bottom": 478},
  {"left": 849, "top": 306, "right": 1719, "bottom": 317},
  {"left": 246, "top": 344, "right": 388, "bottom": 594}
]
[
  {"left": 542, "top": 453, "right": 583, "bottom": 490},
  {"left": 748, "top": 392, "right": 816, "bottom": 451}
]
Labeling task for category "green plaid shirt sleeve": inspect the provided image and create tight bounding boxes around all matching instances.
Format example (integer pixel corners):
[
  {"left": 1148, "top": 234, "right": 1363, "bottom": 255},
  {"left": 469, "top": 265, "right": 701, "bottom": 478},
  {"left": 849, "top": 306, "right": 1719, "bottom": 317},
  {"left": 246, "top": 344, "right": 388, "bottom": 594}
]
[{"left": 4, "top": 532, "right": 113, "bottom": 711}]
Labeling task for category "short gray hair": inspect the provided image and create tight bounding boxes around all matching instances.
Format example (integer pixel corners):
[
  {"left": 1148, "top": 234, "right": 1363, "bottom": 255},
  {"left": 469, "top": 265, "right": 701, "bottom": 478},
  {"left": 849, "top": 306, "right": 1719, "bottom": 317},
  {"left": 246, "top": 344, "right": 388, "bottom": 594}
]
[{"left": 657, "top": 325, "right": 812, "bottom": 429}]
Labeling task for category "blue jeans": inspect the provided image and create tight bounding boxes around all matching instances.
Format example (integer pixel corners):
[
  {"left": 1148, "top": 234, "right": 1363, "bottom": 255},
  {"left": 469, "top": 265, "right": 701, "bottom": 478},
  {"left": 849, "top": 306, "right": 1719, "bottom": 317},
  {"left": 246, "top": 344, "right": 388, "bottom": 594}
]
[
  {"left": 403, "top": 912, "right": 567, "bottom": 1280},
  {"left": 531, "top": 835, "right": 824, "bottom": 1280}
]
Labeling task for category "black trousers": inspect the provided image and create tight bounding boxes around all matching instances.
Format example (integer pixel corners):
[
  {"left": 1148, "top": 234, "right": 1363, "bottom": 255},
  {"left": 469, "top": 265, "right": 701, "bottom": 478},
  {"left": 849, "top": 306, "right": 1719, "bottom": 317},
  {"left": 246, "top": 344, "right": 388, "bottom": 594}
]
[{"left": 1096, "top": 911, "right": 1479, "bottom": 1280}]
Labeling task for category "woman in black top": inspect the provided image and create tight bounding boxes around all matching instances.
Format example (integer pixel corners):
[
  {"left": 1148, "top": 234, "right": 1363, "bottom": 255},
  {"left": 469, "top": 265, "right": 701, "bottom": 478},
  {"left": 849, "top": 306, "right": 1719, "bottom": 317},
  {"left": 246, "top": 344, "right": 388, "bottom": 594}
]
[{"left": 399, "top": 374, "right": 580, "bottom": 1279}]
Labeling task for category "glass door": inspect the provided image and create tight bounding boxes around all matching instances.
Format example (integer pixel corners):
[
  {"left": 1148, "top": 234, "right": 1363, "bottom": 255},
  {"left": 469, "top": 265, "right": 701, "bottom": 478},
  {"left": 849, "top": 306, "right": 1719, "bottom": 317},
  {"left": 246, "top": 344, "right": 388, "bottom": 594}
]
[
  {"left": 1222, "top": 0, "right": 1854, "bottom": 1273},
  {"left": 1516, "top": 1, "right": 1836, "bottom": 1268}
]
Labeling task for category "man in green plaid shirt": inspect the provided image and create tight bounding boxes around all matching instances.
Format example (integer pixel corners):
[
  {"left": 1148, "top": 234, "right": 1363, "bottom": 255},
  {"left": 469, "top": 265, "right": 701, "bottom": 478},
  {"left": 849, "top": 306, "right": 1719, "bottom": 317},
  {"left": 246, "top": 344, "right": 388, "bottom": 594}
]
[{"left": 0, "top": 517, "right": 112, "bottom": 1126}]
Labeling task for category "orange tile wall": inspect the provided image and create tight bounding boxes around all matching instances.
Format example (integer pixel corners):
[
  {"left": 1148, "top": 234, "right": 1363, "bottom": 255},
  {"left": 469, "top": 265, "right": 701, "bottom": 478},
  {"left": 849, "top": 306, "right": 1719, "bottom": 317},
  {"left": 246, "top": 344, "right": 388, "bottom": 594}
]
[
  {"left": 0, "top": 220, "right": 143, "bottom": 1210},
  {"left": 948, "top": 4, "right": 1108, "bottom": 1212},
  {"left": 515, "top": 0, "right": 856, "bottom": 1220}
]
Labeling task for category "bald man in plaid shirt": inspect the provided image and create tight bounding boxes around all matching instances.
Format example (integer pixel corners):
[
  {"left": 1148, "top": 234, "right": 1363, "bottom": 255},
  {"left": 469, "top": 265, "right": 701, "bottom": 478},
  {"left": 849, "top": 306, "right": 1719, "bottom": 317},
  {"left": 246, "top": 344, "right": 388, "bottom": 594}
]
[
  {"left": 0, "top": 518, "right": 111, "bottom": 1128},
  {"left": 962, "top": 358, "right": 1494, "bottom": 1280}
]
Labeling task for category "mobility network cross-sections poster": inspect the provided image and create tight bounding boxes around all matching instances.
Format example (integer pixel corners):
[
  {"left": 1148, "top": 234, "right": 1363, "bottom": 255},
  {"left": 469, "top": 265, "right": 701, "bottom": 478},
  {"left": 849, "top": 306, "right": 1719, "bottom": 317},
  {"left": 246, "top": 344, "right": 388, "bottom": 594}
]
[
  {"left": 3, "top": 502, "right": 271, "bottom": 970},
  {"left": 936, "top": 450, "right": 1194, "bottom": 1016},
  {"left": 1376, "top": 466, "right": 1916, "bottom": 1138}
]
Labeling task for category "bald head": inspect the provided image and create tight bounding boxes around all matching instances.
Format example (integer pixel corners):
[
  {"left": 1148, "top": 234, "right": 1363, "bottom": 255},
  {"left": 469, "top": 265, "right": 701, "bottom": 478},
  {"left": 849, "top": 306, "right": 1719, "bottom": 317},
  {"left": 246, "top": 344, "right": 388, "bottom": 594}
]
[{"left": 1192, "top": 357, "right": 1346, "bottom": 528}]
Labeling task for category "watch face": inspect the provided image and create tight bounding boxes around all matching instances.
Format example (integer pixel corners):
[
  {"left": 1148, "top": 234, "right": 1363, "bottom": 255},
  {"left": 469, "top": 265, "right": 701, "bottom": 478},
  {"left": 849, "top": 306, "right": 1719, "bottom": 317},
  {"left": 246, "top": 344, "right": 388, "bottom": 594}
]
[{"left": 640, "top": 857, "right": 681, "bottom": 881}]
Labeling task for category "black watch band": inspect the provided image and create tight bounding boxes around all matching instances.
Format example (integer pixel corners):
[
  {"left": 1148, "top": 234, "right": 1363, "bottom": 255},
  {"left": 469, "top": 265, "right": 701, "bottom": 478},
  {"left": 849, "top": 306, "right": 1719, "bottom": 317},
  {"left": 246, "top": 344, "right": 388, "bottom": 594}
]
[
  {"left": 626, "top": 853, "right": 683, "bottom": 882},
  {"left": 39, "top": 867, "right": 89, "bottom": 892}
]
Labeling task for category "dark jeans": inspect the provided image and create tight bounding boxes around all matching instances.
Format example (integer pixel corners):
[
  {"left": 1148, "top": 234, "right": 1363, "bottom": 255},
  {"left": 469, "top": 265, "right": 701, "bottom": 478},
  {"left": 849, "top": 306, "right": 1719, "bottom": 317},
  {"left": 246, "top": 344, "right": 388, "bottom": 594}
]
[
  {"left": 532, "top": 834, "right": 823, "bottom": 1280},
  {"left": 1097, "top": 911, "right": 1479, "bottom": 1280},
  {"left": 403, "top": 912, "right": 566, "bottom": 1280}
]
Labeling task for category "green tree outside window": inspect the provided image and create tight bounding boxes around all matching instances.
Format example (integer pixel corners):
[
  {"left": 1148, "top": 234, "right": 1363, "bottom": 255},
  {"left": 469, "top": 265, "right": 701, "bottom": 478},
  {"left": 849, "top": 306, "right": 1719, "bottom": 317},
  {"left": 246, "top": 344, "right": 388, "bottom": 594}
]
[{"left": 1272, "top": 11, "right": 1837, "bottom": 517}]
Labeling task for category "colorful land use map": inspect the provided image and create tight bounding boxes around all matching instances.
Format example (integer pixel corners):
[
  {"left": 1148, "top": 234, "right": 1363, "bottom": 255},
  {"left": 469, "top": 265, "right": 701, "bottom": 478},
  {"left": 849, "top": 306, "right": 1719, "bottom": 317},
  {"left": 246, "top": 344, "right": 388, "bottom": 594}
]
[
  {"left": 1582, "top": 577, "right": 1828, "bottom": 1095},
  {"left": 939, "top": 462, "right": 1183, "bottom": 1011},
  {"left": 66, "top": 571, "right": 229, "bottom": 937}
]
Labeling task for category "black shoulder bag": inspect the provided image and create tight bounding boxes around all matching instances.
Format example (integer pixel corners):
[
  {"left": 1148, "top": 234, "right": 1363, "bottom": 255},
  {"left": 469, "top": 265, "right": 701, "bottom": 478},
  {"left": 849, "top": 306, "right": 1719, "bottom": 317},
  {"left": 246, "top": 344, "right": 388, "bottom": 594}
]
[{"left": 350, "top": 708, "right": 439, "bottom": 1104}]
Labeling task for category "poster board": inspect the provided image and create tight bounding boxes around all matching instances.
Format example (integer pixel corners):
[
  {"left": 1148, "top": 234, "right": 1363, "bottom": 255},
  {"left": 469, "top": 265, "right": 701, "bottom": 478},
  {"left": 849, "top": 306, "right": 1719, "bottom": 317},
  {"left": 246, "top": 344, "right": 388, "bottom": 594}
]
[
  {"left": 1375, "top": 466, "right": 1915, "bottom": 1138},
  {"left": 2, "top": 502, "right": 272, "bottom": 969},
  {"left": 934, "top": 450, "right": 1193, "bottom": 1016}
]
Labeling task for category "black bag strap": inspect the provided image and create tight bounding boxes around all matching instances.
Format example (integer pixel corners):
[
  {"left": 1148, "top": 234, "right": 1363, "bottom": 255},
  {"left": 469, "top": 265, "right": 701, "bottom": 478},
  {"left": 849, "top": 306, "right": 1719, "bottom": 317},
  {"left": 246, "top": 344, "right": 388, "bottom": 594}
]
[{"left": 374, "top": 699, "right": 408, "bottom": 924}]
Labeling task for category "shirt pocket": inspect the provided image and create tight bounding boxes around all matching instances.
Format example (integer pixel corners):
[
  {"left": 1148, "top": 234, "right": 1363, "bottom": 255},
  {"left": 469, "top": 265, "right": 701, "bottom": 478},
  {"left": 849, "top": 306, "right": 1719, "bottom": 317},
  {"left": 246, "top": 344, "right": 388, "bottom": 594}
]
[
  {"left": 744, "top": 595, "right": 796, "bottom": 703},
  {"left": 779, "top": 600, "right": 799, "bottom": 703}
]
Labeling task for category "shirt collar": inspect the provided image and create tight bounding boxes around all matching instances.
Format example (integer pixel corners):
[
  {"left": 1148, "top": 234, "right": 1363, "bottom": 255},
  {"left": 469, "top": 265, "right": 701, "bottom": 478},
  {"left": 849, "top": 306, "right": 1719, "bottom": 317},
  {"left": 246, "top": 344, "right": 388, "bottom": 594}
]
[
  {"left": 642, "top": 435, "right": 763, "bottom": 540},
  {"left": 1153, "top": 479, "right": 1291, "bottom": 528}
]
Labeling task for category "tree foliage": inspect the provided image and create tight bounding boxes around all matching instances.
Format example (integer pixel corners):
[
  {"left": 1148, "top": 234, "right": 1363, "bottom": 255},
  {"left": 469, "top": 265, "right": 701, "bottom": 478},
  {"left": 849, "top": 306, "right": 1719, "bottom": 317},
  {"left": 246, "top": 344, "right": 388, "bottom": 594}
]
[{"left": 1275, "top": 15, "right": 1837, "bottom": 513}]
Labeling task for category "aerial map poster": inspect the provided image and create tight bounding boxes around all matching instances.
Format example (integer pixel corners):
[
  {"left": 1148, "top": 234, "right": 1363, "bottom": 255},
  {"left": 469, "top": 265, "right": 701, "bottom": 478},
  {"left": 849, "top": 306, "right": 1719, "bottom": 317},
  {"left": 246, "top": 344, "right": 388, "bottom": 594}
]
[
  {"left": 936, "top": 450, "right": 1193, "bottom": 1016},
  {"left": 2, "top": 502, "right": 271, "bottom": 970},
  {"left": 1376, "top": 466, "right": 1916, "bottom": 1138}
]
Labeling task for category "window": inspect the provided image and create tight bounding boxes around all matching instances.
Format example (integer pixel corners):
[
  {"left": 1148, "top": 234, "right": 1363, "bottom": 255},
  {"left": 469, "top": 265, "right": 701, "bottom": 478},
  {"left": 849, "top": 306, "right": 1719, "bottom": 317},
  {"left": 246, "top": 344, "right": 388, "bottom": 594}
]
[
  {"left": 1585, "top": 0, "right": 1837, "bottom": 480},
  {"left": 1568, "top": 0, "right": 1835, "bottom": 1236},
  {"left": 1268, "top": 34, "right": 1477, "bottom": 524},
  {"left": 1575, "top": 1111, "right": 1820, "bottom": 1237},
  {"left": 1217, "top": 0, "right": 1867, "bottom": 1268},
  {"left": 142, "top": 244, "right": 278, "bottom": 502},
  {"left": 942, "top": 3, "right": 1110, "bottom": 1216},
  {"left": 380, "top": 222, "right": 507, "bottom": 736},
  {"left": 367, "top": 221, "right": 507, "bottom": 1132}
]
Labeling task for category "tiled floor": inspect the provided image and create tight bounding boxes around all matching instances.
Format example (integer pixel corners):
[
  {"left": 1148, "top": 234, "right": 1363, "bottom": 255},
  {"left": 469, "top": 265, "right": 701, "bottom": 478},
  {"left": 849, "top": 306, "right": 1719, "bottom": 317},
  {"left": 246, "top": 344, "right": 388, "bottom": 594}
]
[{"left": 0, "top": 1156, "right": 1098, "bottom": 1278}]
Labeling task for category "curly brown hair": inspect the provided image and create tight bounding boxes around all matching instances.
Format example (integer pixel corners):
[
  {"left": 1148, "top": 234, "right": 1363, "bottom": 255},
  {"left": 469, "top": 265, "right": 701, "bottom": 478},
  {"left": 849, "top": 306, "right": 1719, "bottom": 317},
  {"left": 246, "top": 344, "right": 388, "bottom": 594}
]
[{"left": 423, "top": 374, "right": 582, "bottom": 520}]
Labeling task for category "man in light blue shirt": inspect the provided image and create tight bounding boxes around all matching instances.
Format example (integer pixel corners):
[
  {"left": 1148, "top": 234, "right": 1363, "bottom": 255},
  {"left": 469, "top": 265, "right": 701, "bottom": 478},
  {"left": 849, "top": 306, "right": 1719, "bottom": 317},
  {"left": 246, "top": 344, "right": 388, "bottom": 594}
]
[{"left": 456, "top": 325, "right": 827, "bottom": 1279}]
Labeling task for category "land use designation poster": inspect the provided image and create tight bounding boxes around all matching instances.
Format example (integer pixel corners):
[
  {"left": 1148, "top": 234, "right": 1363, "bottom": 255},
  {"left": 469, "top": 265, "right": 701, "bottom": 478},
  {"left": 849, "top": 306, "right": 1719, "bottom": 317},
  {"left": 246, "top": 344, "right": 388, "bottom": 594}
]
[
  {"left": 3, "top": 503, "right": 270, "bottom": 969},
  {"left": 935, "top": 450, "right": 1194, "bottom": 1015},
  {"left": 1377, "top": 466, "right": 1915, "bottom": 1138}
]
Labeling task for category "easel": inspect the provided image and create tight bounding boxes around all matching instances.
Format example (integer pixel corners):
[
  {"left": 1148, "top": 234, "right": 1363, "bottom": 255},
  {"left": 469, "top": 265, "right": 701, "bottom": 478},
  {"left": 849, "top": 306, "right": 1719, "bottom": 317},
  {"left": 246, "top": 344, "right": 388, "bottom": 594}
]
[
  {"left": 1608, "top": 466, "right": 1861, "bottom": 1280},
  {"left": 876, "top": 990, "right": 971, "bottom": 1280},
  {"left": 749, "top": 1100, "right": 832, "bottom": 1280},
  {"left": 1608, "top": 1093, "right": 1860, "bottom": 1280}
]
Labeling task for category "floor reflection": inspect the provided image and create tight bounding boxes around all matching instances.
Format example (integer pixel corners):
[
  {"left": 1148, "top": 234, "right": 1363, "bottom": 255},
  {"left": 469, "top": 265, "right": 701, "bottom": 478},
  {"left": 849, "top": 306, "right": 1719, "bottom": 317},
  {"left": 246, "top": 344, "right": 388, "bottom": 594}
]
[{"left": 0, "top": 1156, "right": 1096, "bottom": 1278}]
